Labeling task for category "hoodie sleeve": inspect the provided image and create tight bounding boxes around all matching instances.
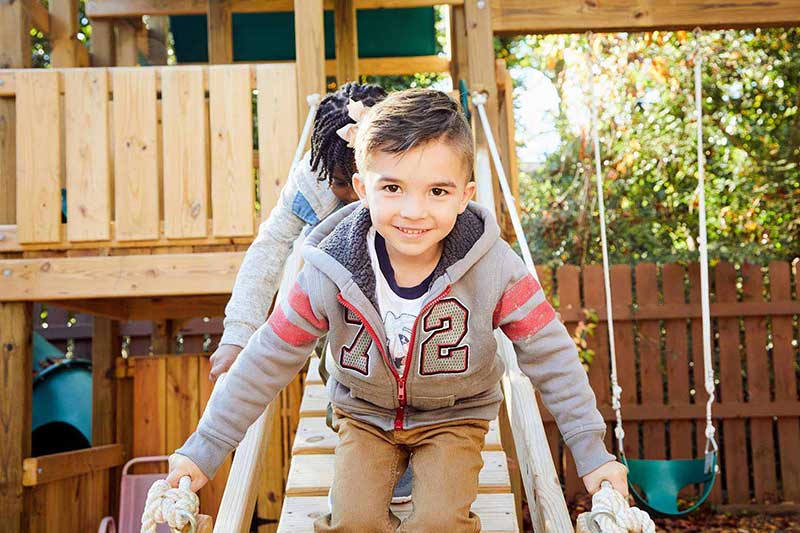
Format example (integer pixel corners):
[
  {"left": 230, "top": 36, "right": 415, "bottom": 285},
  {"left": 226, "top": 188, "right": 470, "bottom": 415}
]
[
  {"left": 177, "top": 265, "right": 329, "bottom": 479},
  {"left": 219, "top": 153, "right": 314, "bottom": 348},
  {"left": 492, "top": 246, "right": 614, "bottom": 478}
]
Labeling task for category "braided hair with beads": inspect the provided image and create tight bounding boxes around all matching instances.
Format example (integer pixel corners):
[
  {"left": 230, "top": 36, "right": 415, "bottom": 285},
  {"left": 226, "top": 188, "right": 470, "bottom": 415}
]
[{"left": 310, "top": 82, "right": 387, "bottom": 186}]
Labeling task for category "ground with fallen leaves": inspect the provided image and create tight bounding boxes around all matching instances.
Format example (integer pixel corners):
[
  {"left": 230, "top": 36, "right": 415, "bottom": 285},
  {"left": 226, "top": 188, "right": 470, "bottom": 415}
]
[{"left": 520, "top": 497, "right": 800, "bottom": 532}]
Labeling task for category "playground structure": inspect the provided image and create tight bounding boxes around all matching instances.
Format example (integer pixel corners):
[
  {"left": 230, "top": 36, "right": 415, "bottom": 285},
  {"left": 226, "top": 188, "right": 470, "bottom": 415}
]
[{"left": 1, "top": 1, "right": 800, "bottom": 532}]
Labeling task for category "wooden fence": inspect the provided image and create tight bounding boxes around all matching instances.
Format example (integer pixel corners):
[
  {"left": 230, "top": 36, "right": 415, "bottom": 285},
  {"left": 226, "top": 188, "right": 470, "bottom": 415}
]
[{"left": 38, "top": 260, "right": 799, "bottom": 508}]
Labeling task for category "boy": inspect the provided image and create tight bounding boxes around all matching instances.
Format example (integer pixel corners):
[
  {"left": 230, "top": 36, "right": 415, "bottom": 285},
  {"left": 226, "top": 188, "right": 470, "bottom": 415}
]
[{"left": 169, "top": 89, "right": 627, "bottom": 531}]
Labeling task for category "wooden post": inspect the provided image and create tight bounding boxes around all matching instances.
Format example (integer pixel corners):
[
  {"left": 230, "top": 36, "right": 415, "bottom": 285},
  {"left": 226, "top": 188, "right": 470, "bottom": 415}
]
[
  {"left": 208, "top": 0, "right": 233, "bottom": 64},
  {"left": 50, "top": 0, "right": 81, "bottom": 67},
  {"left": 115, "top": 19, "right": 138, "bottom": 66},
  {"left": 294, "top": 0, "right": 326, "bottom": 131},
  {"left": 0, "top": 302, "right": 33, "bottom": 533},
  {"left": 90, "top": 19, "right": 116, "bottom": 66},
  {"left": 147, "top": 16, "right": 170, "bottom": 65},
  {"left": 448, "top": 4, "right": 469, "bottom": 85},
  {"left": 495, "top": 59, "right": 519, "bottom": 210},
  {"left": 334, "top": 0, "right": 358, "bottom": 85},
  {"left": 151, "top": 320, "right": 176, "bottom": 355},
  {"left": 0, "top": 0, "right": 30, "bottom": 228},
  {"left": 464, "top": 0, "right": 512, "bottom": 240}
]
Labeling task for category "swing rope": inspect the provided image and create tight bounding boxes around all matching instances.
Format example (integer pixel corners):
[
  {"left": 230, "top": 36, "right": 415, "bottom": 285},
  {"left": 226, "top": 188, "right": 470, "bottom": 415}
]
[{"left": 692, "top": 30, "right": 719, "bottom": 459}]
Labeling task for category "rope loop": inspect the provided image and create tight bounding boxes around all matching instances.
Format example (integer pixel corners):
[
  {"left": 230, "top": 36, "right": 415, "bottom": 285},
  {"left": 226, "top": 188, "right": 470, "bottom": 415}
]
[
  {"left": 585, "top": 481, "right": 655, "bottom": 533},
  {"left": 141, "top": 476, "right": 199, "bottom": 533}
]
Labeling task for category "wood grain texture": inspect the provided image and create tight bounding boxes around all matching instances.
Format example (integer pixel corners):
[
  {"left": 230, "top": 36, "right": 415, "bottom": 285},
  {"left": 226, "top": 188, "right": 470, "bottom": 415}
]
[{"left": 334, "top": 0, "right": 358, "bottom": 84}]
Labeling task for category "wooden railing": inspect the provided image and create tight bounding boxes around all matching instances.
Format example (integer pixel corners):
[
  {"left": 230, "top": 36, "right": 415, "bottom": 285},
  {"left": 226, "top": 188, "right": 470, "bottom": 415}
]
[{"left": 0, "top": 64, "right": 297, "bottom": 252}]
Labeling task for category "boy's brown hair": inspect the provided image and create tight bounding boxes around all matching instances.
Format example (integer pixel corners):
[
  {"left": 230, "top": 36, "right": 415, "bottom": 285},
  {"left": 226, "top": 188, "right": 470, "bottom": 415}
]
[{"left": 355, "top": 89, "right": 474, "bottom": 181}]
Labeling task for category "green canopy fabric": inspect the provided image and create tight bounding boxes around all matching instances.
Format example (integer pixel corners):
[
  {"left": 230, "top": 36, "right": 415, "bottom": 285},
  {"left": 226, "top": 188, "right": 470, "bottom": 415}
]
[{"left": 170, "top": 8, "right": 437, "bottom": 63}]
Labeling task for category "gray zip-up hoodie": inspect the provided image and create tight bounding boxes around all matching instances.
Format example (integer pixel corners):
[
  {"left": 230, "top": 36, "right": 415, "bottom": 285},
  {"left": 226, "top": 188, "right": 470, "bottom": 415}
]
[{"left": 177, "top": 202, "right": 614, "bottom": 479}]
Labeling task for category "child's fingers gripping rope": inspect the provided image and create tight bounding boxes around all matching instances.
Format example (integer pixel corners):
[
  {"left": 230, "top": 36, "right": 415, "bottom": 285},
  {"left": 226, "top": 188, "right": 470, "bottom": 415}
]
[{"left": 167, "top": 453, "right": 209, "bottom": 493}]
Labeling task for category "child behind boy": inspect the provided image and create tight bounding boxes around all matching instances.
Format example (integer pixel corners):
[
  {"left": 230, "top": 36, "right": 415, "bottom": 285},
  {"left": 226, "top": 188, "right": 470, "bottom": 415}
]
[{"left": 169, "top": 89, "right": 627, "bottom": 531}]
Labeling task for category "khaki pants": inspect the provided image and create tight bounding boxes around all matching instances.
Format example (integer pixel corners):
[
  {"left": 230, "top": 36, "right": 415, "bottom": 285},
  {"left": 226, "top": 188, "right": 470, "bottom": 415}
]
[{"left": 314, "top": 410, "right": 489, "bottom": 533}]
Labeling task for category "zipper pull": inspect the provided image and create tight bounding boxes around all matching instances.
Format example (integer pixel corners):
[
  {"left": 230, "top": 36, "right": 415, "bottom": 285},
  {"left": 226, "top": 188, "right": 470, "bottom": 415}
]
[{"left": 398, "top": 379, "right": 406, "bottom": 403}]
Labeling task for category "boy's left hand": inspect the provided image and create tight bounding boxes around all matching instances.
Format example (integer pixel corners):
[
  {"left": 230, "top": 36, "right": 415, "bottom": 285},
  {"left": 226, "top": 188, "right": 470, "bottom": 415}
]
[{"left": 582, "top": 460, "right": 628, "bottom": 497}]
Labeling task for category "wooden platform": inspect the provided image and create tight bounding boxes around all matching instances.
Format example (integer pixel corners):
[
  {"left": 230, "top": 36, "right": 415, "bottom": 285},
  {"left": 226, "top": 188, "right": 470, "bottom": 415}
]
[{"left": 277, "top": 358, "right": 519, "bottom": 531}]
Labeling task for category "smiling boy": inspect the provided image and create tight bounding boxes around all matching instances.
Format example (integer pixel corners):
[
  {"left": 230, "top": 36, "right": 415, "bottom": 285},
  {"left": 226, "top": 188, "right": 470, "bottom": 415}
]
[{"left": 168, "top": 89, "right": 627, "bottom": 532}]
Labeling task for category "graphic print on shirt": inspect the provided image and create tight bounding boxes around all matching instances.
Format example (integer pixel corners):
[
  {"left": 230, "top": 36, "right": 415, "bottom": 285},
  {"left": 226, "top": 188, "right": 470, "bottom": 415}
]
[
  {"left": 383, "top": 311, "right": 415, "bottom": 370},
  {"left": 419, "top": 297, "right": 470, "bottom": 375},
  {"left": 340, "top": 307, "right": 370, "bottom": 375}
]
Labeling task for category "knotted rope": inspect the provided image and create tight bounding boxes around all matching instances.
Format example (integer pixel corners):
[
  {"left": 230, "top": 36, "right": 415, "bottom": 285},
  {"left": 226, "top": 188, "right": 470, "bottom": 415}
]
[
  {"left": 581, "top": 481, "right": 656, "bottom": 533},
  {"left": 141, "top": 475, "right": 199, "bottom": 533}
]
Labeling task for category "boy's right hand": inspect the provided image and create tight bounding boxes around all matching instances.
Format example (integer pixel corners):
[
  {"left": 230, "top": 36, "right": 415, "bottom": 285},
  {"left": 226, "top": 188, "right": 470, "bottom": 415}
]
[
  {"left": 166, "top": 453, "right": 209, "bottom": 493},
  {"left": 209, "top": 344, "right": 243, "bottom": 382}
]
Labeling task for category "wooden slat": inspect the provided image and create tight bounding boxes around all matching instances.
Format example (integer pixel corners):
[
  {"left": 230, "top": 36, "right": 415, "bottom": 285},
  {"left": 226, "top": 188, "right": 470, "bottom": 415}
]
[
  {"left": 293, "top": 0, "right": 325, "bottom": 129},
  {"left": 114, "top": 19, "right": 138, "bottom": 66},
  {"left": 0, "top": 251, "right": 243, "bottom": 300},
  {"left": 23, "top": 0, "right": 50, "bottom": 33},
  {"left": 305, "top": 357, "right": 322, "bottom": 385},
  {"left": 64, "top": 68, "right": 111, "bottom": 242},
  {"left": 132, "top": 356, "right": 167, "bottom": 472},
  {"left": 162, "top": 67, "right": 208, "bottom": 238},
  {"left": 491, "top": 0, "right": 800, "bottom": 35},
  {"left": 22, "top": 444, "right": 124, "bottom": 487},
  {"left": 92, "top": 317, "right": 120, "bottom": 445},
  {"left": 165, "top": 356, "right": 201, "bottom": 453},
  {"left": 198, "top": 357, "right": 231, "bottom": 519},
  {"left": 741, "top": 263, "right": 777, "bottom": 502},
  {"left": 610, "top": 265, "right": 639, "bottom": 459},
  {"left": 635, "top": 263, "right": 666, "bottom": 460},
  {"left": 662, "top": 264, "right": 692, "bottom": 459},
  {"left": 582, "top": 265, "right": 612, "bottom": 452},
  {"left": 278, "top": 493, "right": 518, "bottom": 532},
  {"left": 298, "top": 384, "right": 328, "bottom": 418},
  {"left": 16, "top": 70, "right": 61, "bottom": 244},
  {"left": 0, "top": 303, "right": 32, "bottom": 533},
  {"left": 688, "top": 263, "right": 722, "bottom": 503},
  {"left": 556, "top": 264, "right": 582, "bottom": 500},
  {"left": 715, "top": 262, "right": 750, "bottom": 503},
  {"left": 770, "top": 262, "right": 800, "bottom": 501},
  {"left": 49, "top": 0, "right": 81, "bottom": 67},
  {"left": 112, "top": 68, "right": 160, "bottom": 241},
  {"left": 285, "top": 451, "right": 511, "bottom": 496},
  {"left": 257, "top": 64, "right": 298, "bottom": 219},
  {"left": 210, "top": 65, "right": 254, "bottom": 237},
  {"left": 292, "top": 417, "right": 502, "bottom": 455}
]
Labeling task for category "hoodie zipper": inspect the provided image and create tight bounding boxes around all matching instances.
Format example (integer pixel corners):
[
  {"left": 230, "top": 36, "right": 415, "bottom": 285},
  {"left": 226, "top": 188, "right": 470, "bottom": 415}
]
[{"left": 337, "top": 286, "right": 452, "bottom": 431}]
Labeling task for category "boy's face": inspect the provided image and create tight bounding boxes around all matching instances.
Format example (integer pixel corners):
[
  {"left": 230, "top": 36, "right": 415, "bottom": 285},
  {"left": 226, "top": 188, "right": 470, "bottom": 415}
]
[{"left": 352, "top": 139, "right": 476, "bottom": 264}]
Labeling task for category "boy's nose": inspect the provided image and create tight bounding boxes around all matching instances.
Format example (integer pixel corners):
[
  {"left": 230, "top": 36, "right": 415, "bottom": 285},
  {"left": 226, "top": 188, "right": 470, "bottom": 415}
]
[{"left": 399, "top": 200, "right": 427, "bottom": 219}]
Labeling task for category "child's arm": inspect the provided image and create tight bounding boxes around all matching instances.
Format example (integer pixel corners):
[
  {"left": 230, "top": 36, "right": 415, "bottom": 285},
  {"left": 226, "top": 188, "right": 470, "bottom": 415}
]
[
  {"left": 176, "top": 265, "right": 330, "bottom": 481},
  {"left": 493, "top": 246, "right": 616, "bottom": 483}
]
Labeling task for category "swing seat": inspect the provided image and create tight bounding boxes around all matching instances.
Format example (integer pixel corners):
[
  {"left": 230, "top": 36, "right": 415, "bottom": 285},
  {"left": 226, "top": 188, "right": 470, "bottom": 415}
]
[{"left": 623, "top": 454, "right": 717, "bottom": 517}]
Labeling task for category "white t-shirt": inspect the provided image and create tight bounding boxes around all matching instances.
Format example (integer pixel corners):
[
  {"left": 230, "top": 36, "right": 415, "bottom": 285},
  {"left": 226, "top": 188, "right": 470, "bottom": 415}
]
[{"left": 366, "top": 227, "right": 435, "bottom": 374}]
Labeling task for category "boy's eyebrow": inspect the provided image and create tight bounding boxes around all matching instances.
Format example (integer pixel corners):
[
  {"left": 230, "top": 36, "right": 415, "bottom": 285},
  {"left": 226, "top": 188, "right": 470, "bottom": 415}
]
[{"left": 376, "top": 175, "right": 458, "bottom": 188}]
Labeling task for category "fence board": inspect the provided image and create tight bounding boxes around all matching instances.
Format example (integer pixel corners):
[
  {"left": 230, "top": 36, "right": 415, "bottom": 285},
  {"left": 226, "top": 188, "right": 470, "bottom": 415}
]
[
  {"left": 688, "top": 263, "right": 723, "bottom": 503},
  {"left": 715, "top": 262, "right": 750, "bottom": 502},
  {"left": 557, "top": 265, "right": 583, "bottom": 499},
  {"left": 165, "top": 355, "right": 201, "bottom": 452},
  {"left": 582, "top": 265, "right": 612, "bottom": 452},
  {"left": 610, "top": 265, "right": 639, "bottom": 459},
  {"left": 132, "top": 356, "right": 167, "bottom": 473},
  {"left": 769, "top": 262, "right": 800, "bottom": 501},
  {"left": 64, "top": 69, "right": 111, "bottom": 242},
  {"left": 210, "top": 65, "right": 254, "bottom": 237},
  {"left": 112, "top": 68, "right": 160, "bottom": 241},
  {"left": 741, "top": 263, "right": 778, "bottom": 502},
  {"left": 662, "top": 264, "right": 693, "bottom": 460},
  {"left": 162, "top": 67, "right": 208, "bottom": 238},
  {"left": 198, "top": 356, "right": 231, "bottom": 518},
  {"left": 256, "top": 64, "right": 298, "bottom": 220},
  {"left": 635, "top": 263, "right": 665, "bottom": 460},
  {"left": 16, "top": 70, "right": 61, "bottom": 244}
]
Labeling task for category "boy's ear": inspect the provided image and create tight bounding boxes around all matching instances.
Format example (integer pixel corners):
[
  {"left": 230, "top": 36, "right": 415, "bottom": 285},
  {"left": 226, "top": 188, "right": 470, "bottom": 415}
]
[
  {"left": 458, "top": 181, "right": 477, "bottom": 213},
  {"left": 351, "top": 173, "right": 369, "bottom": 206}
]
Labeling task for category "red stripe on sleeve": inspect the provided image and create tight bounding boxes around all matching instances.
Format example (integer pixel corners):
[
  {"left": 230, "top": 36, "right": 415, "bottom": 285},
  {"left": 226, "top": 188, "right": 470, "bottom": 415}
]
[
  {"left": 267, "top": 306, "right": 318, "bottom": 347},
  {"left": 493, "top": 274, "right": 542, "bottom": 328},
  {"left": 501, "top": 301, "right": 556, "bottom": 341},
  {"left": 288, "top": 282, "right": 328, "bottom": 330}
]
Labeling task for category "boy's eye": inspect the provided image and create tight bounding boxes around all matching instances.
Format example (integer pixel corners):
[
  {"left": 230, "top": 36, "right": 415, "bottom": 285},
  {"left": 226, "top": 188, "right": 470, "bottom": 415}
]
[
  {"left": 431, "top": 188, "right": 448, "bottom": 197},
  {"left": 383, "top": 184, "right": 401, "bottom": 193}
]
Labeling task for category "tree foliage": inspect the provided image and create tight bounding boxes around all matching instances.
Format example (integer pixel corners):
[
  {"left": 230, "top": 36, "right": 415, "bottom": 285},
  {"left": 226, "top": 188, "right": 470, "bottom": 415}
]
[{"left": 499, "top": 29, "right": 800, "bottom": 267}]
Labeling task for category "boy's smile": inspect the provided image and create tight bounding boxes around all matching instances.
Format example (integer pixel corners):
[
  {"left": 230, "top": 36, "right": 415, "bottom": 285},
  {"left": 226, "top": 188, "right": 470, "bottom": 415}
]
[{"left": 352, "top": 139, "right": 476, "bottom": 283}]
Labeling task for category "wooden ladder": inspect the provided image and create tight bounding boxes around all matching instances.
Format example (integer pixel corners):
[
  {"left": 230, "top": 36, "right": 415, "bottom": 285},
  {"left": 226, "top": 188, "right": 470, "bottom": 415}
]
[{"left": 276, "top": 357, "right": 520, "bottom": 532}]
